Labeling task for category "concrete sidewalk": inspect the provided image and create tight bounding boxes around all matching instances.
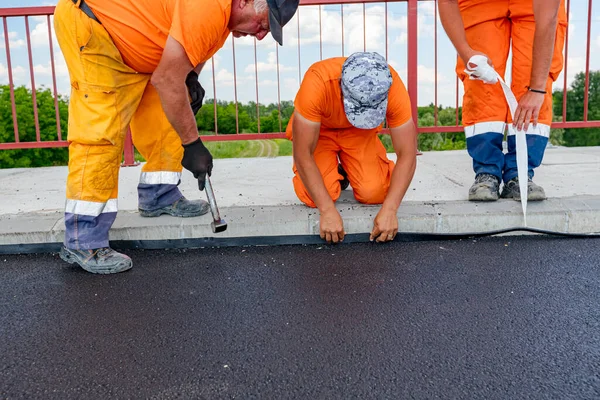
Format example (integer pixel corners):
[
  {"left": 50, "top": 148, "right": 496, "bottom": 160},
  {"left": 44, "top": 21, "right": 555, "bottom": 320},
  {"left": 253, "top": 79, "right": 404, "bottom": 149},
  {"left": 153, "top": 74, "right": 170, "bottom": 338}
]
[{"left": 1, "top": 146, "right": 600, "bottom": 252}]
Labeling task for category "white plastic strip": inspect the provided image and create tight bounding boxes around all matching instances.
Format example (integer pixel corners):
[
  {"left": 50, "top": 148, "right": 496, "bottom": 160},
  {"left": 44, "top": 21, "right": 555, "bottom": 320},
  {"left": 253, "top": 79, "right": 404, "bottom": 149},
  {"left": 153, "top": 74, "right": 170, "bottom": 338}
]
[
  {"left": 464, "top": 121, "right": 507, "bottom": 138},
  {"left": 139, "top": 171, "right": 181, "bottom": 185},
  {"left": 507, "top": 123, "right": 550, "bottom": 138},
  {"left": 65, "top": 198, "right": 118, "bottom": 217},
  {"left": 465, "top": 55, "right": 528, "bottom": 225}
]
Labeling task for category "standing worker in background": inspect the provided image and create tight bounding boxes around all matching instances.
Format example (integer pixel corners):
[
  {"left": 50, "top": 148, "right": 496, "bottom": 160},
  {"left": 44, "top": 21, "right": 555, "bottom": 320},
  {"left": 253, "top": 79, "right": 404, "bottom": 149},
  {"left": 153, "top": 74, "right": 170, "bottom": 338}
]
[
  {"left": 288, "top": 52, "right": 418, "bottom": 244},
  {"left": 438, "top": 0, "right": 567, "bottom": 201},
  {"left": 54, "top": 0, "right": 299, "bottom": 274}
]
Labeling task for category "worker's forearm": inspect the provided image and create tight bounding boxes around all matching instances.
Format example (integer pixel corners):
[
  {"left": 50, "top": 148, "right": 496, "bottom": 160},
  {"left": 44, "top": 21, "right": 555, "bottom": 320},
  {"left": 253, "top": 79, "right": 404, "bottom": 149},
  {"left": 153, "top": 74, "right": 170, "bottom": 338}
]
[
  {"left": 381, "top": 153, "right": 416, "bottom": 212},
  {"left": 152, "top": 79, "right": 198, "bottom": 145},
  {"left": 438, "top": 0, "right": 471, "bottom": 63},
  {"left": 296, "top": 156, "right": 337, "bottom": 212},
  {"left": 529, "top": 21, "right": 558, "bottom": 90}
]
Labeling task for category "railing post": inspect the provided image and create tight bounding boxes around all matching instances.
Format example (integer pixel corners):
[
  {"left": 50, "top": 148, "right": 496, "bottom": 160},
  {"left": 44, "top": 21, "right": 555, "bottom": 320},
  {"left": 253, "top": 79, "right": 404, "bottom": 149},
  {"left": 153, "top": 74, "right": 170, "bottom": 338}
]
[
  {"left": 122, "top": 128, "right": 139, "bottom": 167},
  {"left": 407, "top": 0, "right": 420, "bottom": 154},
  {"left": 407, "top": 0, "right": 418, "bottom": 125}
]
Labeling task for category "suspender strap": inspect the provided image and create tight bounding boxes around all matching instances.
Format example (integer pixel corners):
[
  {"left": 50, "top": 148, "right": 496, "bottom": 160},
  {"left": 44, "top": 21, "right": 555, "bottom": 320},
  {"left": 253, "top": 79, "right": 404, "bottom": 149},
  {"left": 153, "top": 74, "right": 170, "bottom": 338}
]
[{"left": 72, "top": 0, "right": 100, "bottom": 24}]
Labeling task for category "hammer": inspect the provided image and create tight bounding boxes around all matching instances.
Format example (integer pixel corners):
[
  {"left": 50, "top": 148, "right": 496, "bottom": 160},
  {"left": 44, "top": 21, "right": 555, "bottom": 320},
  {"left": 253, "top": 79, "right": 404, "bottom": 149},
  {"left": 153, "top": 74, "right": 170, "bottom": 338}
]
[{"left": 203, "top": 176, "right": 227, "bottom": 233}]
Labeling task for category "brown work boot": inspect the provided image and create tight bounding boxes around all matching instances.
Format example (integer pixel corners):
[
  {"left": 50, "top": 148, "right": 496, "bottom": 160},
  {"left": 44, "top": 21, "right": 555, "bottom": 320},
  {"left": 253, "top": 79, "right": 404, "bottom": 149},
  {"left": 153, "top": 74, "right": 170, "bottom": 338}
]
[
  {"left": 139, "top": 196, "right": 210, "bottom": 218},
  {"left": 59, "top": 246, "right": 132, "bottom": 274}
]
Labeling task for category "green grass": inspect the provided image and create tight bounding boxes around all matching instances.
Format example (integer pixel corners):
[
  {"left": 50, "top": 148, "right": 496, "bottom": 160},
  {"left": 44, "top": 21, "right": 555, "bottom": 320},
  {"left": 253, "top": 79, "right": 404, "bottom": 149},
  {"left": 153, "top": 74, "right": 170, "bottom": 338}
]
[
  {"left": 134, "top": 138, "right": 294, "bottom": 162},
  {"left": 274, "top": 139, "right": 293, "bottom": 156},
  {"left": 205, "top": 140, "right": 253, "bottom": 158}
]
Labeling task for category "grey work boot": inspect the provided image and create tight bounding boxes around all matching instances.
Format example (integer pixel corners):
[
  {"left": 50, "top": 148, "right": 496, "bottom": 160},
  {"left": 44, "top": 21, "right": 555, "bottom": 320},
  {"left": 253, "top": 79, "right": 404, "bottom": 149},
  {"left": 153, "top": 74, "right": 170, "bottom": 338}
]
[
  {"left": 500, "top": 177, "right": 546, "bottom": 201},
  {"left": 139, "top": 197, "right": 210, "bottom": 218},
  {"left": 59, "top": 246, "right": 132, "bottom": 274},
  {"left": 468, "top": 173, "right": 500, "bottom": 201},
  {"left": 338, "top": 163, "right": 349, "bottom": 191}
]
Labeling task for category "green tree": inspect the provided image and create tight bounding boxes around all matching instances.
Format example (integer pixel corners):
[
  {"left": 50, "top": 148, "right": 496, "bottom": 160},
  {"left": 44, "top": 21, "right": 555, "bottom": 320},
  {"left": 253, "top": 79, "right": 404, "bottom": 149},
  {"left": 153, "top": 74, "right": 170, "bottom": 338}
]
[
  {"left": 553, "top": 70, "right": 600, "bottom": 146},
  {"left": 0, "top": 85, "right": 69, "bottom": 168}
]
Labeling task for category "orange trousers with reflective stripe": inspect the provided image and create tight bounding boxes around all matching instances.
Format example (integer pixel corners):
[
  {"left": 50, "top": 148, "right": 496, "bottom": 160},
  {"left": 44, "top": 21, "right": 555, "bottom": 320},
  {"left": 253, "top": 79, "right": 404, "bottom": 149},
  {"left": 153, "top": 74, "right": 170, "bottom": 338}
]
[
  {"left": 457, "top": 0, "right": 567, "bottom": 128},
  {"left": 55, "top": 0, "right": 184, "bottom": 249},
  {"left": 286, "top": 114, "right": 395, "bottom": 208}
]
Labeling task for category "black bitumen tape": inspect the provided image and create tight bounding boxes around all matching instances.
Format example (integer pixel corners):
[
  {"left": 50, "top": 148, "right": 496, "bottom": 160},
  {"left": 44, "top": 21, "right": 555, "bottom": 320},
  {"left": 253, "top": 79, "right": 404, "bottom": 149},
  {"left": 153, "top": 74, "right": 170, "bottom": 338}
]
[{"left": 1, "top": 227, "right": 600, "bottom": 255}]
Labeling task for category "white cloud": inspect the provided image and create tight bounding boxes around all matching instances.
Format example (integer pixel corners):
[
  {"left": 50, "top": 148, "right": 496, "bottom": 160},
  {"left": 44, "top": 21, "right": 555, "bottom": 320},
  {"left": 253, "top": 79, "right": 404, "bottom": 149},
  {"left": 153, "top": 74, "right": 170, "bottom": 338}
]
[
  {"left": 267, "top": 5, "right": 393, "bottom": 56},
  {"left": 568, "top": 21, "right": 575, "bottom": 37},
  {"left": 553, "top": 56, "right": 585, "bottom": 91},
  {"left": 0, "top": 31, "right": 25, "bottom": 50},
  {"left": 418, "top": 2, "right": 436, "bottom": 17},
  {"left": 30, "top": 19, "right": 59, "bottom": 49},
  {"left": 244, "top": 52, "right": 294, "bottom": 74},
  {"left": 394, "top": 32, "right": 408, "bottom": 45},
  {"left": 33, "top": 51, "right": 69, "bottom": 79},
  {"left": 282, "top": 77, "right": 299, "bottom": 93},
  {"left": 0, "top": 64, "right": 28, "bottom": 85},
  {"left": 214, "top": 68, "right": 235, "bottom": 87},
  {"left": 395, "top": 64, "right": 446, "bottom": 84}
]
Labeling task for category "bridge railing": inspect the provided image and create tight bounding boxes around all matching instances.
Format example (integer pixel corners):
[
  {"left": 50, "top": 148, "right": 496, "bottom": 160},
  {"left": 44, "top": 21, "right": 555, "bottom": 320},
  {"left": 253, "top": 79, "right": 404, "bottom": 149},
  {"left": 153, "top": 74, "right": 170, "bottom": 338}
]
[{"left": 0, "top": 0, "right": 598, "bottom": 165}]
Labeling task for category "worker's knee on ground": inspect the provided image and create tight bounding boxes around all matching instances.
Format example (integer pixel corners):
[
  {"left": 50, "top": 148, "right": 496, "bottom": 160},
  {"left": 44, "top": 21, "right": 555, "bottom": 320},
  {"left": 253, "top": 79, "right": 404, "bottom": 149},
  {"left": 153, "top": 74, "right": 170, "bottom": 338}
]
[
  {"left": 292, "top": 174, "right": 341, "bottom": 208},
  {"left": 352, "top": 182, "right": 387, "bottom": 204}
]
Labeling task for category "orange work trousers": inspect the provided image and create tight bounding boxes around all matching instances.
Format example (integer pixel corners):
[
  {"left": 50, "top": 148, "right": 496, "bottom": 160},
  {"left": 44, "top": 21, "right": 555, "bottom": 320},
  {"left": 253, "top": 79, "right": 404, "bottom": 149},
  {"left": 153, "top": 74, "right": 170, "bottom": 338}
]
[
  {"left": 286, "top": 115, "right": 395, "bottom": 208},
  {"left": 457, "top": 0, "right": 567, "bottom": 133}
]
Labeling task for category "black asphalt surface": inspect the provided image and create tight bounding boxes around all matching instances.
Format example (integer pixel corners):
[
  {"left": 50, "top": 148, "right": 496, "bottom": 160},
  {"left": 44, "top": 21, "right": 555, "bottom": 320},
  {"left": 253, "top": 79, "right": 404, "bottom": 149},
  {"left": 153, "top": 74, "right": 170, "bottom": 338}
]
[{"left": 1, "top": 236, "right": 600, "bottom": 399}]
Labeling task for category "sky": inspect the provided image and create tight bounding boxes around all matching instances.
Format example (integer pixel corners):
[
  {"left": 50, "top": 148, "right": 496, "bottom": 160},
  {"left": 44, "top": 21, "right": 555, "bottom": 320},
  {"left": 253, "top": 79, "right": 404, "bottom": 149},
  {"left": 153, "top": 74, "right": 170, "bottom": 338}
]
[{"left": 0, "top": 0, "right": 599, "bottom": 109}]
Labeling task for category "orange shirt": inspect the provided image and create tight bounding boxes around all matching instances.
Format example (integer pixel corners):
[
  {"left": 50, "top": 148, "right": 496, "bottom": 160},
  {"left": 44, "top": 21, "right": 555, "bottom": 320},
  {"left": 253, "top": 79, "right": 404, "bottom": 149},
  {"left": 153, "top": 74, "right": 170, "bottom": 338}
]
[
  {"left": 293, "top": 57, "right": 412, "bottom": 130},
  {"left": 85, "top": 0, "right": 231, "bottom": 73}
]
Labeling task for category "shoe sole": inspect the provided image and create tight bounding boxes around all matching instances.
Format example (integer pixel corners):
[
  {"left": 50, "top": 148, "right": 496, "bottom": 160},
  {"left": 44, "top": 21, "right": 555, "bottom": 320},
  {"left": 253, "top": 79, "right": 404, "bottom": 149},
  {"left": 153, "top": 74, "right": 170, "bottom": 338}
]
[
  {"left": 510, "top": 195, "right": 546, "bottom": 202},
  {"left": 468, "top": 191, "right": 499, "bottom": 201},
  {"left": 468, "top": 196, "right": 498, "bottom": 202},
  {"left": 502, "top": 191, "right": 546, "bottom": 202},
  {"left": 139, "top": 204, "right": 210, "bottom": 218},
  {"left": 59, "top": 249, "right": 132, "bottom": 275}
]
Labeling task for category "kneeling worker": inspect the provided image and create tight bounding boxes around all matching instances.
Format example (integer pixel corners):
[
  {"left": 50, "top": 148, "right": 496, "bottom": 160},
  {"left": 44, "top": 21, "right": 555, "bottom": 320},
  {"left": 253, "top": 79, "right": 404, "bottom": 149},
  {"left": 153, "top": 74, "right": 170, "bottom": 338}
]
[{"left": 287, "top": 52, "right": 418, "bottom": 244}]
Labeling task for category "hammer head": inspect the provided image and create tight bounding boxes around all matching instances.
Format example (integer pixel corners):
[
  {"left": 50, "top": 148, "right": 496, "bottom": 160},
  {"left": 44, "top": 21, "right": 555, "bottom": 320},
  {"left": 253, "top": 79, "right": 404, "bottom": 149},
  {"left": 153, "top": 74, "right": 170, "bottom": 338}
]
[{"left": 211, "top": 219, "right": 228, "bottom": 233}]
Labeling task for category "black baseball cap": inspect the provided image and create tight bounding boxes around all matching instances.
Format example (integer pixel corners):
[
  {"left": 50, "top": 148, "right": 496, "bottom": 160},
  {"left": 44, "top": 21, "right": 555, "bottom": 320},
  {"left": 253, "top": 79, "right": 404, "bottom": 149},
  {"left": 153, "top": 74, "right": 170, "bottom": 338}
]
[{"left": 266, "top": 0, "right": 300, "bottom": 45}]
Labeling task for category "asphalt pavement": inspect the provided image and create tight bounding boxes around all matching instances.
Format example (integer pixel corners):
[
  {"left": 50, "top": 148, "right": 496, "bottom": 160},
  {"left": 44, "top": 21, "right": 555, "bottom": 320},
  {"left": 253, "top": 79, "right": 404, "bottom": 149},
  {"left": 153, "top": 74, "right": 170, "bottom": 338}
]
[{"left": 1, "top": 236, "right": 600, "bottom": 399}]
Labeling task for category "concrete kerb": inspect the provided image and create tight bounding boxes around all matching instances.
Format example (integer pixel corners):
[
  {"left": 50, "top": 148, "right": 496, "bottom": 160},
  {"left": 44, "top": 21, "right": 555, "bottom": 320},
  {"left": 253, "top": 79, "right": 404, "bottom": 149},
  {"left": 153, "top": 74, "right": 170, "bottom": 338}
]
[
  {"left": 2, "top": 148, "right": 600, "bottom": 254},
  {"left": 2, "top": 196, "right": 600, "bottom": 255}
]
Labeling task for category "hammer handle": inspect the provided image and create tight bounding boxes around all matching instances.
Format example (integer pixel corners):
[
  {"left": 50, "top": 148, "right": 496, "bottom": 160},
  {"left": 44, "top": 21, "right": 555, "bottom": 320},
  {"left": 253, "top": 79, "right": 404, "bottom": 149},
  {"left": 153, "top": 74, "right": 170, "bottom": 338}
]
[{"left": 204, "top": 176, "right": 221, "bottom": 222}]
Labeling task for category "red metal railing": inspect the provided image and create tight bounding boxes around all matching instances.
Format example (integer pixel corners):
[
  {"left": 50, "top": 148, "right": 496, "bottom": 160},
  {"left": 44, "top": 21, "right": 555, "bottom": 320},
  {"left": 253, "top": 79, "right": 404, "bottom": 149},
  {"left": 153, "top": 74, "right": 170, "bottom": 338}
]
[{"left": 0, "top": 0, "right": 598, "bottom": 166}]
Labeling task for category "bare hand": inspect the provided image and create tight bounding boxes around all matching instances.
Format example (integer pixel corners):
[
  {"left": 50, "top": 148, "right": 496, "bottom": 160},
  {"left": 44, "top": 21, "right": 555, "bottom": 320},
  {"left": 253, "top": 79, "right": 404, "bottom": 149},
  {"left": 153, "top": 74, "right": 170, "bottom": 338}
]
[
  {"left": 513, "top": 90, "right": 545, "bottom": 132},
  {"left": 370, "top": 208, "right": 398, "bottom": 243},
  {"left": 320, "top": 208, "right": 345, "bottom": 244}
]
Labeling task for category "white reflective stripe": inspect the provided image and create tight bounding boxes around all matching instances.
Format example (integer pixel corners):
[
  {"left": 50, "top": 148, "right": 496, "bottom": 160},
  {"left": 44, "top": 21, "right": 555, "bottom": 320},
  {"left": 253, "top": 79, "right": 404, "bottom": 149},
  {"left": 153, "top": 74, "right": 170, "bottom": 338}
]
[
  {"left": 65, "top": 199, "right": 118, "bottom": 217},
  {"left": 464, "top": 122, "right": 506, "bottom": 138},
  {"left": 139, "top": 171, "right": 181, "bottom": 185},
  {"left": 507, "top": 123, "right": 550, "bottom": 138}
]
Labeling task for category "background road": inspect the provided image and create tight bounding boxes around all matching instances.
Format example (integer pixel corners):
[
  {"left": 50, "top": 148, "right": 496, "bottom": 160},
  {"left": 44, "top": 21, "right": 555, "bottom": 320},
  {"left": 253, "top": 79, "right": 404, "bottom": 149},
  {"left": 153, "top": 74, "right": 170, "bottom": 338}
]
[{"left": 1, "top": 237, "right": 599, "bottom": 399}]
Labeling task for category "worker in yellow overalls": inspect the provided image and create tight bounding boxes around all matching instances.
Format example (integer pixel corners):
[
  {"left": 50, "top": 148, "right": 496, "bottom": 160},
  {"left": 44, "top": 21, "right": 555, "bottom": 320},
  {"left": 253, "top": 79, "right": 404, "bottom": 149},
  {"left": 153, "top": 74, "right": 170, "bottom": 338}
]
[{"left": 54, "top": 0, "right": 299, "bottom": 273}]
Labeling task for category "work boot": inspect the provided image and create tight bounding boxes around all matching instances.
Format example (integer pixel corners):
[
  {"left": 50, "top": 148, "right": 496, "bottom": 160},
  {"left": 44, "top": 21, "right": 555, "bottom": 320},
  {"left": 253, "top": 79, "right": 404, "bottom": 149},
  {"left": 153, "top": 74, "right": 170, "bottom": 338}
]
[
  {"left": 501, "top": 177, "right": 546, "bottom": 201},
  {"left": 139, "top": 197, "right": 210, "bottom": 218},
  {"left": 338, "top": 164, "right": 349, "bottom": 191},
  {"left": 468, "top": 173, "right": 500, "bottom": 201},
  {"left": 59, "top": 246, "right": 132, "bottom": 274}
]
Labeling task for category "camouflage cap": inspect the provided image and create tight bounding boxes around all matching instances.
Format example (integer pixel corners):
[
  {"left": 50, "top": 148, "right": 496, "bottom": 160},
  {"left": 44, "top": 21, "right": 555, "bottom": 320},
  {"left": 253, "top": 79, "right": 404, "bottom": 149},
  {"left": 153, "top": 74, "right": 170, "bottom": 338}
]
[{"left": 341, "top": 52, "right": 392, "bottom": 129}]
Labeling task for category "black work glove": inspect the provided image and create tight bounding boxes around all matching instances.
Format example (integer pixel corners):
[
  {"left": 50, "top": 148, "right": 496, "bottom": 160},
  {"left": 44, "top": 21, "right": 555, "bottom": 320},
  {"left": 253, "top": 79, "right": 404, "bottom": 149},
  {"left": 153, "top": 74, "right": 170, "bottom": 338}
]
[
  {"left": 185, "top": 71, "right": 205, "bottom": 115},
  {"left": 181, "top": 138, "right": 213, "bottom": 190}
]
